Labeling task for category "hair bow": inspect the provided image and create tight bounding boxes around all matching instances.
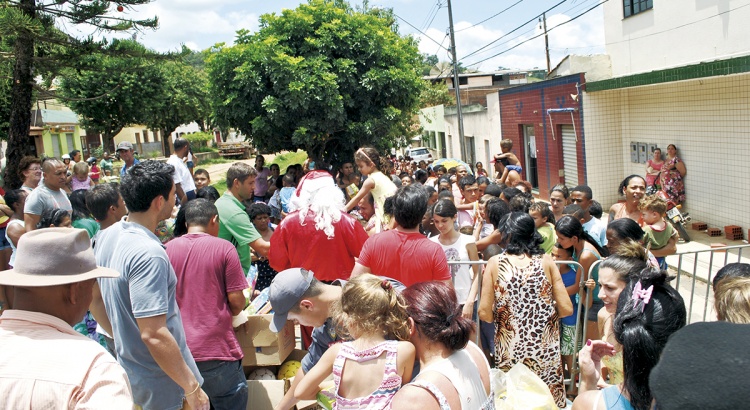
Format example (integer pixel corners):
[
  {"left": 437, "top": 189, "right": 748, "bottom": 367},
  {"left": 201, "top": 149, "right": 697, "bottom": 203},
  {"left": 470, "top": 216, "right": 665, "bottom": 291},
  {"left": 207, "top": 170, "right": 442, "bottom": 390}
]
[{"left": 632, "top": 282, "right": 654, "bottom": 312}]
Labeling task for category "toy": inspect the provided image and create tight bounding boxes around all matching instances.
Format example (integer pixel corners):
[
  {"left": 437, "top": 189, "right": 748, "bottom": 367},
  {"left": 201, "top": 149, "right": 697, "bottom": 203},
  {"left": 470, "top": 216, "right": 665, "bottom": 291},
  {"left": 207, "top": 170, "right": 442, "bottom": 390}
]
[
  {"left": 247, "top": 368, "right": 276, "bottom": 381},
  {"left": 277, "top": 360, "right": 302, "bottom": 380}
]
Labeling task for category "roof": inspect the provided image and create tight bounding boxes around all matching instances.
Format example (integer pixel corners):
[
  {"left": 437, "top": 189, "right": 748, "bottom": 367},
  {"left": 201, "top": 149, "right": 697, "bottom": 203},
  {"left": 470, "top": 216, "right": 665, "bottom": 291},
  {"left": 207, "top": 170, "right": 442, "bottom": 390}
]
[
  {"left": 423, "top": 69, "right": 529, "bottom": 80},
  {"left": 37, "top": 109, "right": 79, "bottom": 125}
]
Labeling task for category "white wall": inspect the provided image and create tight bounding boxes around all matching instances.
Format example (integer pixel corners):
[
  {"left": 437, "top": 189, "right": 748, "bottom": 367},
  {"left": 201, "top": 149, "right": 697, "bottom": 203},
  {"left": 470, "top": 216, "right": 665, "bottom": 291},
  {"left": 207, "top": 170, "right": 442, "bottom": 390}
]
[
  {"left": 583, "top": 72, "right": 750, "bottom": 230},
  {"left": 444, "top": 93, "right": 502, "bottom": 168},
  {"left": 170, "top": 122, "right": 202, "bottom": 141},
  {"left": 604, "top": 0, "right": 750, "bottom": 76}
]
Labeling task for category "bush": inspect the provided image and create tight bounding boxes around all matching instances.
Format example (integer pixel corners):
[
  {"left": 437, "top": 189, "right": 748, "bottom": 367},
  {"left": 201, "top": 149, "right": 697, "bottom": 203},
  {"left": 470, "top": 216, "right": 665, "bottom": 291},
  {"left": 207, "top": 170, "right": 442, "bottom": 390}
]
[{"left": 184, "top": 132, "right": 214, "bottom": 150}]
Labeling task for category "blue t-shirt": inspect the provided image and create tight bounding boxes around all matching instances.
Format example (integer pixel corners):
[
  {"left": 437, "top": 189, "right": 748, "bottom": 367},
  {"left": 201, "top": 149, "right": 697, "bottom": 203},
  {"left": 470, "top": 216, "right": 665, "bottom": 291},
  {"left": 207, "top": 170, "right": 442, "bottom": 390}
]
[
  {"left": 120, "top": 158, "right": 141, "bottom": 177},
  {"left": 583, "top": 217, "right": 608, "bottom": 247},
  {"left": 95, "top": 220, "right": 202, "bottom": 410},
  {"left": 559, "top": 266, "right": 579, "bottom": 326}
]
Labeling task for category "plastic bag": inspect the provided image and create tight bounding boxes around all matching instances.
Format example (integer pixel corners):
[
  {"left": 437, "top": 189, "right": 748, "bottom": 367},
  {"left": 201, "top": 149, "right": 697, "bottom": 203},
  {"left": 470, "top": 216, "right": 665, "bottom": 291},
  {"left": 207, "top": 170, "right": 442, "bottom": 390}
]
[{"left": 492, "top": 363, "right": 558, "bottom": 410}]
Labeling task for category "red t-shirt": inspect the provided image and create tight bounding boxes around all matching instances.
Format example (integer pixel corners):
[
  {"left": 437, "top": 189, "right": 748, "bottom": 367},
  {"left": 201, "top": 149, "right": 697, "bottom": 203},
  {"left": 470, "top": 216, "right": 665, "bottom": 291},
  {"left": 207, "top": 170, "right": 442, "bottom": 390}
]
[
  {"left": 357, "top": 229, "right": 451, "bottom": 286},
  {"left": 269, "top": 210, "right": 369, "bottom": 282},
  {"left": 165, "top": 233, "right": 247, "bottom": 362}
]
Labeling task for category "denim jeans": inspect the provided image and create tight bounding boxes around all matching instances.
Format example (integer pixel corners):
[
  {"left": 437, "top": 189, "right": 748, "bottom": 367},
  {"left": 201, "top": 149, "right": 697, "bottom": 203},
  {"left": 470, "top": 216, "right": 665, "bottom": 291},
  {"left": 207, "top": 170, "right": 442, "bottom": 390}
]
[{"left": 196, "top": 359, "right": 248, "bottom": 410}]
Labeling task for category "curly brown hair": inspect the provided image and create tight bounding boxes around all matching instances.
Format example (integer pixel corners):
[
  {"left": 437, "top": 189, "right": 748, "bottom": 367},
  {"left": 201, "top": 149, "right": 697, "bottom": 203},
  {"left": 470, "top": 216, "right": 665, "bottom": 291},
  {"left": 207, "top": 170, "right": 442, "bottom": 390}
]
[{"left": 334, "top": 274, "right": 410, "bottom": 341}]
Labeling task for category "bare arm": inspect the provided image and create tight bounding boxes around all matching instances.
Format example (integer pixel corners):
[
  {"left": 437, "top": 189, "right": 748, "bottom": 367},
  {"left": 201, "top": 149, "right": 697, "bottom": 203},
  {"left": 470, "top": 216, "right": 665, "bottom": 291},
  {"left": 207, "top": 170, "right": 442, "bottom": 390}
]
[
  {"left": 249, "top": 237, "right": 270, "bottom": 257},
  {"left": 475, "top": 230, "right": 501, "bottom": 252},
  {"left": 345, "top": 178, "right": 374, "bottom": 212},
  {"left": 174, "top": 183, "right": 187, "bottom": 204},
  {"left": 274, "top": 368, "right": 305, "bottom": 410},
  {"left": 295, "top": 345, "right": 339, "bottom": 400},
  {"left": 674, "top": 160, "right": 687, "bottom": 177},
  {"left": 650, "top": 235, "right": 677, "bottom": 257},
  {"left": 227, "top": 290, "right": 246, "bottom": 316},
  {"left": 89, "top": 281, "right": 112, "bottom": 336},
  {"left": 461, "top": 242, "right": 482, "bottom": 318},
  {"left": 6, "top": 222, "right": 25, "bottom": 248},
  {"left": 350, "top": 262, "right": 371, "bottom": 278},
  {"left": 24, "top": 213, "right": 40, "bottom": 232},
  {"left": 478, "top": 257, "right": 497, "bottom": 322}
]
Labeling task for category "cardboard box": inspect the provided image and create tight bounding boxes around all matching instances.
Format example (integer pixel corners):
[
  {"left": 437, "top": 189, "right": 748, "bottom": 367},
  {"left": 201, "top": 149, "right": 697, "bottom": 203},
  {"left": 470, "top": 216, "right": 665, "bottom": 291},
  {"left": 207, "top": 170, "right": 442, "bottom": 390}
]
[
  {"left": 246, "top": 350, "right": 318, "bottom": 410},
  {"left": 236, "top": 314, "right": 295, "bottom": 366}
]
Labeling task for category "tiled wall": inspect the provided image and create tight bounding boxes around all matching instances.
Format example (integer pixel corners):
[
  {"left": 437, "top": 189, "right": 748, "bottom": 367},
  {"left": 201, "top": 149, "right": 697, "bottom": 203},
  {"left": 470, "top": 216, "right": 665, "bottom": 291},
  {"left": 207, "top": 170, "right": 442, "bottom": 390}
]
[{"left": 583, "top": 72, "right": 750, "bottom": 230}]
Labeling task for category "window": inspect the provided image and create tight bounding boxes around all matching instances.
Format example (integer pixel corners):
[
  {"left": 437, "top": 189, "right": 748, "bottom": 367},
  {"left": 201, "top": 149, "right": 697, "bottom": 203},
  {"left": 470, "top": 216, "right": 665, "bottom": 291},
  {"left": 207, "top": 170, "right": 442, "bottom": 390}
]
[{"left": 624, "top": 0, "right": 652, "bottom": 17}]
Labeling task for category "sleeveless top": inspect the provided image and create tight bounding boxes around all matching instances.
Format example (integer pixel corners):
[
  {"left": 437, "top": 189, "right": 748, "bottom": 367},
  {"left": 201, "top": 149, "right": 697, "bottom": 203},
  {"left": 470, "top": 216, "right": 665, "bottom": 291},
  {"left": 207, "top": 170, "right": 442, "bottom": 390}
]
[
  {"left": 333, "top": 340, "right": 402, "bottom": 410},
  {"left": 5, "top": 219, "right": 23, "bottom": 268},
  {"left": 368, "top": 172, "right": 397, "bottom": 229},
  {"left": 70, "top": 176, "right": 91, "bottom": 191},
  {"left": 595, "top": 385, "right": 634, "bottom": 410},
  {"left": 408, "top": 342, "right": 495, "bottom": 410},
  {"left": 575, "top": 247, "right": 602, "bottom": 304}
]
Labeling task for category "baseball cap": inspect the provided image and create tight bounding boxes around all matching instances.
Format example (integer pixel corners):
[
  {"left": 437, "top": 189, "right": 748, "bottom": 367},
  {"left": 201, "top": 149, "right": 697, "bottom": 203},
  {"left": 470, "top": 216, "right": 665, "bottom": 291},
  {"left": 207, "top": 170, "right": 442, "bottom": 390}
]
[
  {"left": 116, "top": 141, "right": 133, "bottom": 152},
  {"left": 268, "top": 268, "right": 314, "bottom": 332}
]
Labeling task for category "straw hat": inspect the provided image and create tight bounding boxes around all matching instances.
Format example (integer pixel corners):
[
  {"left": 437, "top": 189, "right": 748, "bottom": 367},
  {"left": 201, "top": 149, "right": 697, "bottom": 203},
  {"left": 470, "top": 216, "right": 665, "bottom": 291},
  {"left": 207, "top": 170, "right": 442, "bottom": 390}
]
[{"left": 0, "top": 228, "right": 119, "bottom": 286}]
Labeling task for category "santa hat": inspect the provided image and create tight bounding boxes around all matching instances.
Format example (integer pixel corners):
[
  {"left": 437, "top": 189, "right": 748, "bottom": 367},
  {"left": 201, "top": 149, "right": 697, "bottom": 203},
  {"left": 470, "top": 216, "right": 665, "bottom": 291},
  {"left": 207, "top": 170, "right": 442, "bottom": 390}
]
[{"left": 289, "top": 170, "right": 336, "bottom": 212}]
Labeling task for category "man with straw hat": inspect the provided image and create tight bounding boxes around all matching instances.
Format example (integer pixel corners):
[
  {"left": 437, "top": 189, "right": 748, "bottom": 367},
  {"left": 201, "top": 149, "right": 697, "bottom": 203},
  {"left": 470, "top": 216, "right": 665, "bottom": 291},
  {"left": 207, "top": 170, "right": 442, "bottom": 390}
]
[{"left": 0, "top": 228, "right": 132, "bottom": 407}]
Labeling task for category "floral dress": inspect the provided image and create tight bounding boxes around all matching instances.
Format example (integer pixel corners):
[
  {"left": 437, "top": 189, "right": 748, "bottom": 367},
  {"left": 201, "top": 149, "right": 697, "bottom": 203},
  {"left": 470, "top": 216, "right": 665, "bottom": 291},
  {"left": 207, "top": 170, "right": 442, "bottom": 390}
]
[
  {"left": 660, "top": 156, "right": 686, "bottom": 205},
  {"left": 492, "top": 254, "right": 566, "bottom": 408}
]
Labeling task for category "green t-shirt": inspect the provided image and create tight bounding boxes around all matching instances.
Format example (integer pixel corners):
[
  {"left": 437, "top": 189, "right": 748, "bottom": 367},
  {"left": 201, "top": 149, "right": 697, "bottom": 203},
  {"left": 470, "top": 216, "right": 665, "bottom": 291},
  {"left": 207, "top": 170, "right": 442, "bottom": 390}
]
[
  {"left": 72, "top": 218, "right": 100, "bottom": 239},
  {"left": 538, "top": 223, "right": 557, "bottom": 254},
  {"left": 643, "top": 222, "right": 674, "bottom": 250},
  {"left": 215, "top": 192, "right": 261, "bottom": 273},
  {"left": 100, "top": 158, "right": 113, "bottom": 173}
]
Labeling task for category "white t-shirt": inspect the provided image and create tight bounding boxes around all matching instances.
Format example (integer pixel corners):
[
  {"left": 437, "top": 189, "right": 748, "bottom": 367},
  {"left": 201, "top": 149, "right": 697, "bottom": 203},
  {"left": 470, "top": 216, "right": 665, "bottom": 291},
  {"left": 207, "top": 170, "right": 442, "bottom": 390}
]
[
  {"left": 167, "top": 155, "right": 196, "bottom": 193},
  {"left": 430, "top": 234, "right": 476, "bottom": 303}
]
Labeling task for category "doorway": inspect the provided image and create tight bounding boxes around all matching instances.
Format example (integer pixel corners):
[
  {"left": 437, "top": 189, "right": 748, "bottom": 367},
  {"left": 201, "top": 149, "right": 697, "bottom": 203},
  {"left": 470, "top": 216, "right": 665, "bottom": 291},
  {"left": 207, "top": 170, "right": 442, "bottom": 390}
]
[{"left": 522, "top": 125, "right": 539, "bottom": 188}]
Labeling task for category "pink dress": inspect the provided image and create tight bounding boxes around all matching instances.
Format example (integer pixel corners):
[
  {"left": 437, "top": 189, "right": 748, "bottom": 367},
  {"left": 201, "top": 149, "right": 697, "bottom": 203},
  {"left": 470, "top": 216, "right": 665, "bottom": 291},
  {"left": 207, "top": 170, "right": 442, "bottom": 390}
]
[
  {"left": 332, "top": 340, "right": 402, "bottom": 409},
  {"left": 70, "top": 176, "right": 91, "bottom": 191},
  {"left": 645, "top": 160, "right": 663, "bottom": 187}
]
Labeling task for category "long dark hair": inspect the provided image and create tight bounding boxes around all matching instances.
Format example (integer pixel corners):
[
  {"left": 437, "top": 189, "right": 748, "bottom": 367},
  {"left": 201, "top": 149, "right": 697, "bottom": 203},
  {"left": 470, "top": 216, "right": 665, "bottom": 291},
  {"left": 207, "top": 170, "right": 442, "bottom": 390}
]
[
  {"left": 614, "top": 268, "right": 686, "bottom": 410},
  {"left": 69, "top": 189, "right": 92, "bottom": 222},
  {"left": 402, "top": 281, "right": 474, "bottom": 351},
  {"left": 433, "top": 198, "right": 457, "bottom": 218},
  {"left": 498, "top": 212, "right": 544, "bottom": 256},
  {"left": 555, "top": 215, "right": 609, "bottom": 257}
]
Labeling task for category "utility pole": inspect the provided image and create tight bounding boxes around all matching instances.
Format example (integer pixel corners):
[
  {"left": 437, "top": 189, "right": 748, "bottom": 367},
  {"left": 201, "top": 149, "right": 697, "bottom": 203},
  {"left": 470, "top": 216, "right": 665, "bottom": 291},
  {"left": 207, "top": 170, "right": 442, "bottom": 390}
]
[
  {"left": 543, "top": 13, "right": 551, "bottom": 75},
  {"left": 446, "top": 0, "right": 466, "bottom": 161}
]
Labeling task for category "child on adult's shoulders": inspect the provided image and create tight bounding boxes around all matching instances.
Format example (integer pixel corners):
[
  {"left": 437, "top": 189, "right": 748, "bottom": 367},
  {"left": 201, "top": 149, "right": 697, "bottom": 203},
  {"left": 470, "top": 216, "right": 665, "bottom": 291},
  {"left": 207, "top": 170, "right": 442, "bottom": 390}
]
[{"left": 493, "top": 138, "right": 522, "bottom": 184}]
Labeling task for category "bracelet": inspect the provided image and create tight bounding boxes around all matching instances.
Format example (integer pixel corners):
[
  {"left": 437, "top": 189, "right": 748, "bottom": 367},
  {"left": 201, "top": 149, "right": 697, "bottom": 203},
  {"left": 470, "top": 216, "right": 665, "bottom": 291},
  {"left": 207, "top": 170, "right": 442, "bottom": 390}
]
[{"left": 185, "top": 383, "right": 200, "bottom": 397}]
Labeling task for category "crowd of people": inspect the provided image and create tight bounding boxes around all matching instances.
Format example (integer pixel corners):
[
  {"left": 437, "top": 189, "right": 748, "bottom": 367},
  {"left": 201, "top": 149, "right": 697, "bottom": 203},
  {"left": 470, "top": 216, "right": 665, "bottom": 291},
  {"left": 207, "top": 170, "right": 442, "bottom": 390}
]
[{"left": 0, "top": 138, "right": 746, "bottom": 410}]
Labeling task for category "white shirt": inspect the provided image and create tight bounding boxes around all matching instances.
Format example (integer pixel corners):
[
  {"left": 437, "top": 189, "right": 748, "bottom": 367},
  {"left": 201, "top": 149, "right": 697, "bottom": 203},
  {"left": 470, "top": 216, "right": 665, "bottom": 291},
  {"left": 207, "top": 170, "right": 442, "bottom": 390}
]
[
  {"left": 167, "top": 154, "right": 196, "bottom": 193},
  {"left": 430, "top": 234, "right": 476, "bottom": 303}
]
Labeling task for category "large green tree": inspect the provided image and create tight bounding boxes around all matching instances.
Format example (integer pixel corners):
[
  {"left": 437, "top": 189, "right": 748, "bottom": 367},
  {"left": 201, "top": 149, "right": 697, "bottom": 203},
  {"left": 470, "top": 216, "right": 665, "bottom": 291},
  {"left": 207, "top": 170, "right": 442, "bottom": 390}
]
[
  {"left": 1, "top": 0, "right": 157, "bottom": 188},
  {"left": 208, "top": 0, "right": 424, "bottom": 164}
]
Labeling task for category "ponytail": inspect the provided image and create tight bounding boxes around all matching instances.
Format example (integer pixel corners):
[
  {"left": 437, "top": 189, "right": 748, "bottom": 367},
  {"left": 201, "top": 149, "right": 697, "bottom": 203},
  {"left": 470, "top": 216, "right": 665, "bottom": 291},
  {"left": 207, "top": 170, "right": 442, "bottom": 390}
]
[
  {"left": 555, "top": 215, "right": 610, "bottom": 257},
  {"left": 354, "top": 147, "right": 389, "bottom": 174}
]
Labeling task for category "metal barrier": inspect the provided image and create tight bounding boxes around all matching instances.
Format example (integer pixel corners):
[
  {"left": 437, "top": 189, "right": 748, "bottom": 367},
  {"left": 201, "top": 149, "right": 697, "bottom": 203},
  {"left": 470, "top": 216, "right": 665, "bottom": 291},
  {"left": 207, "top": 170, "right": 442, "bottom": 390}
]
[{"left": 670, "top": 243, "right": 750, "bottom": 324}]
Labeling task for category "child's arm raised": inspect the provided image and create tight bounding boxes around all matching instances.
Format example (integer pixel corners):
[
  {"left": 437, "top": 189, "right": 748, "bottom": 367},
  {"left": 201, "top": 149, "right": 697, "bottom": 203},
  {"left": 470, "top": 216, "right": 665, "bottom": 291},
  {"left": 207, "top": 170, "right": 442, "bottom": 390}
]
[
  {"left": 294, "top": 344, "right": 341, "bottom": 400},
  {"left": 345, "top": 177, "right": 375, "bottom": 212}
]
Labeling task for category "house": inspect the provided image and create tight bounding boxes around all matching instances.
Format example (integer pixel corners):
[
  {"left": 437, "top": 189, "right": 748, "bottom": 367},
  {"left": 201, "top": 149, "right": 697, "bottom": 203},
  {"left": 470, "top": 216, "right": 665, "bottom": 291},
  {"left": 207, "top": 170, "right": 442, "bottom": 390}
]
[
  {"left": 30, "top": 104, "right": 86, "bottom": 159},
  {"left": 583, "top": 0, "right": 750, "bottom": 229}
]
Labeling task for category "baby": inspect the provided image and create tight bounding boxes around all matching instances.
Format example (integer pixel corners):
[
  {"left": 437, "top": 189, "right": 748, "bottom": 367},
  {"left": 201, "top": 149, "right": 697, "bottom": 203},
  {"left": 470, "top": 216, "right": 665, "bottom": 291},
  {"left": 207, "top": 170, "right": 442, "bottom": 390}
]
[
  {"left": 639, "top": 194, "right": 675, "bottom": 270},
  {"left": 493, "top": 139, "right": 522, "bottom": 184}
]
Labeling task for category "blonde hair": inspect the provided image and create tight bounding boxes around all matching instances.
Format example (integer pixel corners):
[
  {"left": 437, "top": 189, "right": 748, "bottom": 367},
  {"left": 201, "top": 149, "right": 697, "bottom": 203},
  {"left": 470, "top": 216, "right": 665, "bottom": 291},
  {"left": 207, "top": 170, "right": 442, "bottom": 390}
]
[
  {"left": 334, "top": 274, "right": 410, "bottom": 341},
  {"left": 500, "top": 139, "right": 513, "bottom": 150},
  {"left": 714, "top": 276, "right": 750, "bottom": 324},
  {"left": 72, "top": 161, "right": 89, "bottom": 177},
  {"left": 639, "top": 194, "right": 666, "bottom": 214}
]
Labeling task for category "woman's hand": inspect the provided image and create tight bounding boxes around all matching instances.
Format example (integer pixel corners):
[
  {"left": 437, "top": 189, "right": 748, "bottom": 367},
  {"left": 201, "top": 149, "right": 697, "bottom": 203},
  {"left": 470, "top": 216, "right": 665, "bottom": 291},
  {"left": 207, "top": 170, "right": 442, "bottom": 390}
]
[
  {"left": 461, "top": 301, "right": 474, "bottom": 319},
  {"left": 584, "top": 279, "right": 596, "bottom": 290},
  {"left": 578, "top": 340, "right": 616, "bottom": 392}
]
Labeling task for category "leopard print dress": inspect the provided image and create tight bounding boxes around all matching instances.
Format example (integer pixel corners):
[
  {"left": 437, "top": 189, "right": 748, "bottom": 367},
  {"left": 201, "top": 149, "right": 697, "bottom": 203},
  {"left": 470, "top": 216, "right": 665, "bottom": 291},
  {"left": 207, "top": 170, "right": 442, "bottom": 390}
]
[{"left": 492, "top": 254, "right": 566, "bottom": 408}]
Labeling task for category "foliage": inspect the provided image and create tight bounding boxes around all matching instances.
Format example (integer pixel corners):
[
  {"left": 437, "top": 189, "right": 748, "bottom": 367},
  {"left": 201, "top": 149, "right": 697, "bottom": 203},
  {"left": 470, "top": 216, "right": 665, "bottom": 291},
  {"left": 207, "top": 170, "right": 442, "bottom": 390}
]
[
  {"left": 148, "top": 150, "right": 161, "bottom": 159},
  {"left": 268, "top": 150, "right": 309, "bottom": 174},
  {"left": 92, "top": 145, "right": 104, "bottom": 158},
  {"left": 421, "top": 54, "right": 439, "bottom": 76},
  {"left": 183, "top": 131, "right": 214, "bottom": 144},
  {"left": 419, "top": 80, "right": 454, "bottom": 108},
  {"left": 207, "top": 0, "right": 424, "bottom": 165}
]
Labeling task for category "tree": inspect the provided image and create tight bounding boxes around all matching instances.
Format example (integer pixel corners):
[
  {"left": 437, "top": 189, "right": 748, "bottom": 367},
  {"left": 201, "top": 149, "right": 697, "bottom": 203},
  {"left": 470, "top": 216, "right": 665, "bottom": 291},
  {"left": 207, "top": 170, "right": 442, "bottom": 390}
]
[
  {"left": 207, "top": 0, "right": 424, "bottom": 164},
  {"left": 419, "top": 81, "right": 454, "bottom": 108},
  {"left": 2, "top": 0, "right": 157, "bottom": 188},
  {"left": 421, "top": 53, "right": 439, "bottom": 76}
]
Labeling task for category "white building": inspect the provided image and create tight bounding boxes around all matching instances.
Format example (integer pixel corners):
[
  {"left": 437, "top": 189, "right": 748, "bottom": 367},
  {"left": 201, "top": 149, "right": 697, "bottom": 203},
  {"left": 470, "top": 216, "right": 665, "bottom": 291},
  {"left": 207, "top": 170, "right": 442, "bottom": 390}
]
[{"left": 583, "top": 0, "right": 750, "bottom": 230}]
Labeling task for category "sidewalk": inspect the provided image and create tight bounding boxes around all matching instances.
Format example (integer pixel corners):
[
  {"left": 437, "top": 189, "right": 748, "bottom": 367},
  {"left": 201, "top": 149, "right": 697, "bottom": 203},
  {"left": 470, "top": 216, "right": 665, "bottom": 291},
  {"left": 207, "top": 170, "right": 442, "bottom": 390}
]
[{"left": 665, "top": 227, "right": 750, "bottom": 324}]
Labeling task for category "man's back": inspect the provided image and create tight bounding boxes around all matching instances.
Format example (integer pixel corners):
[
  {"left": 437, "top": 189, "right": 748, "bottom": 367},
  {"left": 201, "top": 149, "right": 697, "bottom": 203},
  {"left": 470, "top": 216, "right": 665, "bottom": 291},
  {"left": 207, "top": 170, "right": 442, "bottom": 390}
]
[
  {"left": 95, "top": 221, "right": 201, "bottom": 409},
  {"left": 0, "top": 310, "right": 132, "bottom": 408},
  {"left": 166, "top": 233, "right": 247, "bottom": 362},
  {"left": 357, "top": 229, "right": 451, "bottom": 286}
]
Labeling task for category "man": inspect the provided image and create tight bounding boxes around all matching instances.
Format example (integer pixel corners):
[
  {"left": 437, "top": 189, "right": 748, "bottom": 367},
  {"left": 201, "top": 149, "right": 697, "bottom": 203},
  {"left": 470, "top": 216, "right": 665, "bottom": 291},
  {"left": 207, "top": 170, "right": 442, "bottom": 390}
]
[
  {"left": 100, "top": 151, "right": 114, "bottom": 176},
  {"left": 452, "top": 164, "right": 469, "bottom": 202},
  {"left": 0, "top": 228, "right": 132, "bottom": 407},
  {"left": 570, "top": 185, "right": 607, "bottom": 247},
  {"left": 116, "top": 141, "right": 140, "bottom": 177},
  {"left": 167, "top": 137, "right": 197, "bottom": 203},
  {"left": 269, "top": 268, "right": 405, "bottom": 410},
  {"left": 215, "top": 162, "right": 270, "bottom": 273},
  {"left": 166, "top": 199, "right": 248, "bottom": 409},
  {"left": 269, "top": 170, "right": 369, "bottom": 282},
  {"left": 253, "top": 155, "right": 271, "bottom": 202},
  {"left": 352, "top": 185, "right": 451, "bottom": 286},
  {"left": 23, "top": 158, "right": 72, "bottom": 232},
  {"left": 456, "top": 175, "right": 480, "bottom": 228},
  {"left": 93, "top": 161, "right": 209, "bottom": 410}
]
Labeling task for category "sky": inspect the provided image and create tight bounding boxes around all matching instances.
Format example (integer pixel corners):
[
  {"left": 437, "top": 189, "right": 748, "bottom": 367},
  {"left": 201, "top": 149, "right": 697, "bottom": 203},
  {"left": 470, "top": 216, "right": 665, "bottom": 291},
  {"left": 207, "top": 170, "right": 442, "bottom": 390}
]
[{"left": 91, "top": 0, "right": 606, "bottom": 72}]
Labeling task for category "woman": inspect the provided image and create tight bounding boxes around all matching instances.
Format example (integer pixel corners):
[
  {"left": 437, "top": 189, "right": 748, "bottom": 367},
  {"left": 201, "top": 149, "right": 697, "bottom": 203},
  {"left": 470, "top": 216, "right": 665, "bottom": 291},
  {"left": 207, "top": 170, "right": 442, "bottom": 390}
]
[
  {"left": 392, "top": 281, "right": 493, "bottom": 410},
  {"left": 430, "top": 199, "right": 481, "bottom": 319},
  {"left": 267, "top": 163, "right": 281, "bottom": 198},
  {"left": 660, "top": 144, "right": 686, "bottom": 205},
  {"left": 475, "top": 161, "right": 488, "bottom": 177},
  {"left": 644, "top": 148, "right": 664, "bottom": 192},
  {"left": 479, "top": 212, "right": 573, "bottom": 408},
  {"left": 18, "top": 156, "right": 42, "bottom": 192},
  {"left": 556, "top": 215, "right": 609, "bottom": 344},
  {"left": 607, "top": 216, "right": 676, "bottom": 263},
  {"left": 1, "top": 189, "right": 27, "bottom": 312},
  {"left": 573, "top": 268, "right": 686, "bottom": 410},
  {"left": 336, "top": 161, "right": 360, "bottom": 202},
  {"left": 608, "top": 175, "right": 646, "bottom": 224},
  {"left": 69, "top": 189, "right": 100, "bottom": 238},
  {"left": 549, "top": 184, "right": 569, "bottom": 223}
]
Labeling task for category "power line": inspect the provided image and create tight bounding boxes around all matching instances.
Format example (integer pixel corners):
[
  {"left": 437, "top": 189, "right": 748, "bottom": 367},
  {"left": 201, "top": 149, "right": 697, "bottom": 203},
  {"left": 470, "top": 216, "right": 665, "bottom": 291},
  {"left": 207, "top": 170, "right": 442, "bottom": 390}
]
[
  {"left": 420, "top": 0, "right": 442, "bottom": 31},
  {"left": 455, "top": 0, "right": 525, "bottom": 32},
  {"left": 423, "top": 0, "right": 444, "bottom": 31},
  {"left": 394, "top": 13, "right": 450, "bottom": 52},
  {"left": 461, "top": 0, "right": 568, "bottom": 60},
  {"left": 462, "top": 0, "right": 608, "bottom": 67}
]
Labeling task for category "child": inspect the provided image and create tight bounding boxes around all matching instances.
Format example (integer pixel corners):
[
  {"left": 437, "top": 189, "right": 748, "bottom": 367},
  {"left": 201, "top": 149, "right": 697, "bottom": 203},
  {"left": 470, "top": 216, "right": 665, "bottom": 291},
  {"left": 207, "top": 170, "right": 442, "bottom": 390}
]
[
  {"left": 493, "top": 139, "right": 522, "bottom": 184},
  {"left": 70, "top": 162, "right": 94, "bottom": 191},
  {"left": 529, "top": 202, "right": 557, "bottom": 254},
  {"left": 193, "top": 168, "right": 211, "bottom": 190},
  {"left": 473, "top": 195, "right": 498, "bottom": 241},
  {"left": 551, "top": 243, "right": 581, "bottom": 383},
  {"left": 247, "top": 203, "right": 278, "bottom": 290},
  {"left": 295, "top": 274, "right": 415, "bottom": 408},
  {"left": 87, "top": 157, "right": 100, "bottom": 184},
  {"left": 639, "top": 195, "right": 675, "bottom": 270},
  {"left": 346, "top": 147, "right": 397, "bottom": 232},
  {"left": 279, "top": 173, "right": 297, "bottom": 215}
]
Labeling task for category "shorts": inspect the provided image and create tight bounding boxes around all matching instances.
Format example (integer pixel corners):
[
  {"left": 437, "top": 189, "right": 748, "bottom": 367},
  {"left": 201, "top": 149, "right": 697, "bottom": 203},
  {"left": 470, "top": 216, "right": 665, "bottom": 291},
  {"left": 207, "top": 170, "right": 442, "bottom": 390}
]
[
  {"left": 506, "top": 164, "right": 523, "bottom": 173},
  {"left": 0, "top": 228, "right": 10, "bottom": 250},
  {"left": 587, "top": 299, "right": 604, "bottom": 322},
  {"left": 560, "top": 323, "right": 578, "bottom": 356},
  {"left": 186, "top": 161, "right": 195, "bottom": 169}
]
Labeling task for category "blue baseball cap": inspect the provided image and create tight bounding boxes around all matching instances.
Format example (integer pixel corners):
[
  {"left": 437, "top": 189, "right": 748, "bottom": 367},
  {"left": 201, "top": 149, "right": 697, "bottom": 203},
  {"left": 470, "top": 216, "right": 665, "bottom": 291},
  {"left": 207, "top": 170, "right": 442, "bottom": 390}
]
[{"left": 268, "top": 268, "right": 314, "bottom": 332}]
